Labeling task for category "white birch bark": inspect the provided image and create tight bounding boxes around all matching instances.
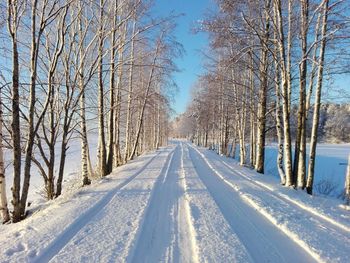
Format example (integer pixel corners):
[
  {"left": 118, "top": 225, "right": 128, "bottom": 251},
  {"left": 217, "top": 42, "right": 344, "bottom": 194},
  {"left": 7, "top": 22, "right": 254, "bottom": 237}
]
[
  {"left": 124, "top": 18, "right": 137, "bottom": 163},
  {"left": 254, "top": 0, "right": 271, "bottom": 173},
  {"left": 7, "top": 0, "right": 22, "bottom": 222},
  {"left": 129, "top": 34, "right": 163, "bottom": 160},
  {"left": 78, "top": 3, "right": 92, "bottom": 186},
  {"left": 306, "top": 0, "right": 329, "bottom": 195},
  {"left": 274, "top": 0, "right": 293, "bottom": 186},
  {"left": 0, "top": 93, "right": 10, "bottom": 223},
  {"left": 97, "top": 0, "right": 107, "bottom": 176},
  {"left": 345, "top": 154, "right": 350, "bottom": 205},
  {"left": 274, "top": 48, "right": 286, "bottom": 184},
  {"left": 294, "top": 0, "right": 309, "bottom": 188}
]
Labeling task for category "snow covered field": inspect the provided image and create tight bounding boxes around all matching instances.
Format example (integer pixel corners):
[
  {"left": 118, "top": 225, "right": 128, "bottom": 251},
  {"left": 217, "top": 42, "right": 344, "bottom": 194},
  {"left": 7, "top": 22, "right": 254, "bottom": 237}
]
[
  {"left": 4, "top": 132, "right": 99, "bottom": 205},
  {"left": 264, "top": 143, "right": 350, "bottom": 196},
  {"left": 0, "top": 140, "right": 349, "bottom": 263}
]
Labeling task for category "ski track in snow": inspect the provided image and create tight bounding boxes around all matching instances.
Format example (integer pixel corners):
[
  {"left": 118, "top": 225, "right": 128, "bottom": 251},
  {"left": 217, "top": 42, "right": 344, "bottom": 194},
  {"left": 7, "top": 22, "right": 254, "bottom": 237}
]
[
  {"left": 1, "top": 140, "right": 349, "bottom": 263},
  {"left": 33, "top": 148, "right": 173, "bottom": 262},
  {"left": 187, "top": 144, "right": 316, "bottom": 263},
  {"left": 221, "top": 160, "right": 350, "bottom": 233},
  {"left": 128, "top": 144, "right": 198, "bottom": 263},
  {"left": 33, "top": 149, "right": 167, "bottom": 263},
  {"left": 181, "top": 143, "right": 253, "bottom": 262},
  {"left": 191, "top": 145, "right": 350, "bottom": 263}
]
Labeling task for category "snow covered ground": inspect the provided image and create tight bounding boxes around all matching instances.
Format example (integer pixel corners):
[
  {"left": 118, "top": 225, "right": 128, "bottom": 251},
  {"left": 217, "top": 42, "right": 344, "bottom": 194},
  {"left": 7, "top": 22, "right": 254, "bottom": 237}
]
[
  {"left": 4, "top": 132, "right": 99, "bottom": 205},
  {"left": 0, "top": 140, "right": 349, "bottom": 262},
  {"left": 263, "top": 143, "right": 350, "bottom": 197}
]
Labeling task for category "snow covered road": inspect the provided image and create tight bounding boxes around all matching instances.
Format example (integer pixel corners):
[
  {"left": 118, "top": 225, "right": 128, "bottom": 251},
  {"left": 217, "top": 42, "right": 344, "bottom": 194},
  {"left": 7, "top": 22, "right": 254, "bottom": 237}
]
[
  {"left": 186, "top": 144, "right": 313, "bottom": 262},
  {"left": 0, "top": 140, "right": 349, "bottom": 263}
]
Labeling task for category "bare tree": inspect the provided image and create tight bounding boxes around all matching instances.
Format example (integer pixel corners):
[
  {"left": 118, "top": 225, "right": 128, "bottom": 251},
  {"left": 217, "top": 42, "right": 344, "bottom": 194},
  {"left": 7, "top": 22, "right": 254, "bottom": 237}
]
[
  {"left": 294, "top": 0, "right": 309, "bottom": 189},
  {"left": 128, "top": 32, "right": 164, "bottom": 160},
  {"left": 7, "top": 0, "right": 22, "bottom": 222},
  {"left": 33, "top": 6, "right": 69, "bottom": 200},
  {"left": 306, "top": 0, "right": 330, "bottom": 195},
  {"left": 0, "top": 89, "right": 10, "bottom": 223},
  {"left": 274, "top": 0, "right": 294, "bottom": 186},
  {"left": 124, "top": 16, "right": 137, "bottom": 163},
  {"left": 254, "top": 0, "right": 271, "bottom": 174}
]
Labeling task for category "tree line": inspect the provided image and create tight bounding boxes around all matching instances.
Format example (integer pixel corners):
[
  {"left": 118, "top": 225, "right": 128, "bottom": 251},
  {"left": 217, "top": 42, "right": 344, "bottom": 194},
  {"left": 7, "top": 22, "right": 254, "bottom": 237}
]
[
  {"left": 0, "top": 0, "right": 179, "bottom": 223},
  {"left": 173, "top": 0, "right": 349, "bottom": 196}
]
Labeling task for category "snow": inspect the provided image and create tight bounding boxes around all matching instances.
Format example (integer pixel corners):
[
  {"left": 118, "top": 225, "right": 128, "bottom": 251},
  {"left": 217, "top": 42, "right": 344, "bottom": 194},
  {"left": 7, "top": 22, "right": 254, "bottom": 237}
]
[
  {"left": 0, "top": 140, "right": 349, "bottom": 263},
  {"left": 193, "top": 145, "right": 350, "bottom": 262},
  {"left": 263, "top": 143, "right": 350, "bottom": 196},
  {"left": 3, "top": 132, "right": 99, "bottom": 206}
]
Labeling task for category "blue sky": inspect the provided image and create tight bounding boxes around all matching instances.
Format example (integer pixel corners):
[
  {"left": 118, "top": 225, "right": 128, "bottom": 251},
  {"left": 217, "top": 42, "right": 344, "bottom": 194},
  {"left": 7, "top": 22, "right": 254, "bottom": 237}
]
[
  {"left": 153, "top": 0, "right": 213, "bottom": 115},
  {"left": 152, "top": 1, "right": 350, "bottom": 115}
]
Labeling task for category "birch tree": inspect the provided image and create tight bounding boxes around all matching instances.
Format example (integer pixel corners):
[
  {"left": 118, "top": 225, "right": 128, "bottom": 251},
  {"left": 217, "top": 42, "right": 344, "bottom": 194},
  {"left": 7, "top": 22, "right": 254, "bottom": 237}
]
[
  {"left": 1, "top": 0, "right": 180, "bottom": 222},
  {"left": 345, "top": 154, "right": 350, "bottom": 205},
  {"left": 306, "top": 0, "right": 329, "bottom": 195},
  {"left": 7, "top": 0, "right": 22, "bottom": 222},
  {"left": 0, "top": 89, "right": 10, "bottom": 223},
  {"left": 294, "top": 0, "right": 309, "bottom": 188},
  {"left": 5, "top": 0, "right": 70, "bottom": 220},
  {"left": 128, "top": 32, "right": 164, "bottom": 160},
  {"left": 33, "top": 6, "right": 69, "bottom": 200},
  {"left": 124, "top": 17, "right": 137, "bottom": 163},
  {"left": 273, "top": 0, "right": 294, "bottom": 186}
]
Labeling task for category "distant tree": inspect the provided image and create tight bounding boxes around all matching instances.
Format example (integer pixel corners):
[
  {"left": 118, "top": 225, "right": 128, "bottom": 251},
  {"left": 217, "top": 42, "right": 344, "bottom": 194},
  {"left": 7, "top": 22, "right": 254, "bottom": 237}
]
[
  {"left": 188, "top": 0, "right": 350, "bottom": 195},
  {"left": 323, "top": 104, "right": 350, "bottom": 142}
]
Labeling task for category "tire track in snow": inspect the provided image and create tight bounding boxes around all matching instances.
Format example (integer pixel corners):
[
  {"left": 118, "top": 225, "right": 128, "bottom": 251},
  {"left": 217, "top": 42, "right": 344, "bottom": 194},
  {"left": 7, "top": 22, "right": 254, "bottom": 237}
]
[
  {"left": 220, "top": 159, "right": 350, "bottom": 234},
  {"left": 199, "top": 151, "right": 350, "bottom": 262},
  {"left": 187, "top": 143, "right": 316, "bottom": 263},
  {"left": 32, "top": 150, "right": 164, "bottom": 263},
  {"left": 129, "top": 143, "right": 199, "bottom": 263},
  {"left": 179, "top": 142, "right": 199, "bottom": 263},
  {"left": 181, "top": 143, "right": 252, "bottom": 262},
  {"left": 127, "top": 145, "right": 177, "bottom": 262}
]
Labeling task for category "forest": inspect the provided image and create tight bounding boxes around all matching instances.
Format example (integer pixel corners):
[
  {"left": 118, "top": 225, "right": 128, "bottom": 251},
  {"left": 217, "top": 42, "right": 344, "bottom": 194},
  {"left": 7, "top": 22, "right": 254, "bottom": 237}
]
[
  {"left": 172, "top": 0, "right": 350, "bottom": 199},
  {"left": 0, "top": 0, "right": 179, "bottom": 223},
  {"left": 0, "top": 0, "right": 349, "bottom": 226},
  {"left": 0, "top": 1, "right": 349, "bottom": 262}
]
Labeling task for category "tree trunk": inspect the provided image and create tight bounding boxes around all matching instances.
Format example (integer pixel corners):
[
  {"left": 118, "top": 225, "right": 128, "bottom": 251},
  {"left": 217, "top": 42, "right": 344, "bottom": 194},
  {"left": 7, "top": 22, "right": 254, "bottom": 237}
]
[
  {"left": 0, "top": 92, "right": 10, "bottom": 223},
  {"left": 306, "top": 14, "right": 321, "bottom": 115},
  {"left": 124, "top": 19, "right": 137, "bottom": 163},
  {"left": 47, "top": 80, "right": 56, "bottom": 200},
  {"left": 231, "top": 130, "right": 237, "bottom": 159},
  {"left": 113, "top": 22, "right": 127, "bottom": 168},
  {"left": 80, "top": 91, "right": 92, "bottom": 186},
  {"left": 345, "top": 154, "right": 350, "bottom": 205},
  {"left": 97, "top": 0, "right": 107, "bottom": 177},
  {"left": 20, "top": 0, "right": 42, "bottom": 217},
  {"left": 274, "top": 51, "right": 286, "bottom": 185},
  {"left": 7, "top": 1, "right": 22, "bottom": 221},
  {"left": 129, "top": 36, "right": 162, "bottom": 160},
  {"left": 255, "top": 0, "right": 271, "bottom": 174},
  {"left": 56, "top": 132, "right": 67, "bottom": 197},
  {"left": 294, "top": 0, "right": 309, "bottom": 188},
  {"left": 306, "top": 0, "right": 329, "bottom": 195},
  {"left": 249, "top": 51, "right": 256, "bottom": 167},
  {"left": 274, "top": 0, "right": 293, "bottom": 186},
  {"left": 106, "top": 0, "right": 119, "bottom": 174},
  {"left": 155, "top": 103, "right": 161, "bottom": 149},
  {"left": 55, "top": 68, "right": 74, "bottom": 198},
  {"left": 80, "top": 91, "right": 92, "bottom": 185},
  {"left": 224, "top": 110, "right": 229, "bottom": 156},
  {"left": 77, "top": 4, "right": 92, "bottom": 186}
]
